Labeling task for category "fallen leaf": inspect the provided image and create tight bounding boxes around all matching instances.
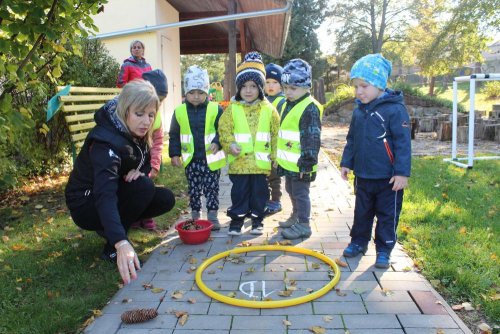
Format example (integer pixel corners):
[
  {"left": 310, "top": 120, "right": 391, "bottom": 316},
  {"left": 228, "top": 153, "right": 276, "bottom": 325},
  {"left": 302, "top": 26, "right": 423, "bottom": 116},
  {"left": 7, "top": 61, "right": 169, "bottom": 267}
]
[
  {"left": 309, "top": 325, "right": 326, "bottom": 333},
  {"left": 306, "top": 288, "right": 314, "bottom": 293},
  {"left": 227, "top": 292, "right": 237, "bottom": 298},
  {"left": 286, "top": 267, "right": 295, "bottom": 272},
  {"left": 382, "top": 288, "right": 394, "bottom": 296},
  {"left": 285, "top": 285, "right": 297, "bottom": 291},
  {"left": 452, "top": 304, "right": 464, "bottom": 311},
  {"left": 4, "top": 226, "right": 14, "bottom": 231},
  {"left": 35, "top": 204, "right": 44, "bottom": 210},
  {"left": 462, "top": 302, "right": 474, "bottom": 311},
  {"left": 402, "top": 266, "right": 412, "bottom": 272},
  {"left": 238, "top": 241, "right": 252, "bottom": 247},
  {"left": 122, "top": 298, "right": 132, "bottom": 303},
  {"left": 311, "top": 263, "right": 321, "bottom": 269},
  {"left": 171, "top": 290, "right": 185, "bottom": 299},
  {"left": 283, "top": 319, "right": 292, "bottom": 327},
  {"left": 279, "top": 240, "right": 292, "bottom": 246},
  {"left": 92, "top": 309, "right": 103, "bottom": 317},
  {"left": 323, "top": 315, "right": 333, "bottom": 322},
  {"left": 278, "top": 290, "right": 293, "bottom": 297},
  {"left": 178, "top": 313, "right": 188, "bottom": 326},
  {"left": 11, "top": 244, "right": 26, "bottom": 251},
  {"left": 478, "top": 322, "right": 492, "bottom": 333},
  {"left": 2, "top": 236, "right": 9, "bottom": 243},
  {"left": 335, "top": 258, "right": 348, "bottom": 267},
  {"left": 143, "top": 283, "right": 153, "bottom": 289},
  {"left": 189, "top": 257, "right": 197, "bottom": 264},
  {"left": 246, "top": 266, "right": 256, "bottom": 273},
  {"left": 490, "top": 293, "right": 500, "bottom": 301},
  {"left": 151, "top": 287, "right": 164, "bottom": 294},
  {"left": 19, "top": 196, "right": 30, "bottom": 202},
  {"left": 188, "top": 298, "right": 196, "bottom": 304},
  {"left": 459, "top": 227, "right": 467, "bottom": 235}
]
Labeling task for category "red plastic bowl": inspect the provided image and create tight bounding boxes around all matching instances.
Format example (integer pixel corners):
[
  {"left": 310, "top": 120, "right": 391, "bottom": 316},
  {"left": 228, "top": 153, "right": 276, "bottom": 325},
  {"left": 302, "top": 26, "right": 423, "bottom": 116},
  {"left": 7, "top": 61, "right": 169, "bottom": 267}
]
[{"left": 175, "top": 219, "right": 213, "bottom": 245}]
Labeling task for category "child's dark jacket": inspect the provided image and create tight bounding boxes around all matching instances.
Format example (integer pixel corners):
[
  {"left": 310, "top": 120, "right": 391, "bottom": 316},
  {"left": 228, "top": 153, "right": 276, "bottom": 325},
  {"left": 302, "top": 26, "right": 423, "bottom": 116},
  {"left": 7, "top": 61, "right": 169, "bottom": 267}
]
[
  {"left": 169, "top": 99, "right": 223, "bottom": 160},
  {"left": 341, "top": 89, "right": 411, "bottom": 179}
]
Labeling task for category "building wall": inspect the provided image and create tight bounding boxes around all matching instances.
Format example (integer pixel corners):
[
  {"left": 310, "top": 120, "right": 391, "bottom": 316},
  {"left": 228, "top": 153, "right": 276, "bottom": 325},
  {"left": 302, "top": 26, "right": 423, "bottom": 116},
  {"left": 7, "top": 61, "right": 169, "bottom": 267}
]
[{"left": 91, "top": 0, "right": 182, "bottom": 134}]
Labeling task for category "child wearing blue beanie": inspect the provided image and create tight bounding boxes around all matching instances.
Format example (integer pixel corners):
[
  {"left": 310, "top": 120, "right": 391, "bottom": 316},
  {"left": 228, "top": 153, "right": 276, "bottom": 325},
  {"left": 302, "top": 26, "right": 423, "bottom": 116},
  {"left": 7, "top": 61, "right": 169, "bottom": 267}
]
[{"left": 340, "top": 53, "right": 411, "bottom": 269}]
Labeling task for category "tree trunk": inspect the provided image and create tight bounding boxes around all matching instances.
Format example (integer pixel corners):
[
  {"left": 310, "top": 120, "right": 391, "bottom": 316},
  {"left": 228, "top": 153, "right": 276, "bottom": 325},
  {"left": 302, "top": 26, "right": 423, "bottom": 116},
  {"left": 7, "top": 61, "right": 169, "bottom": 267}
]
[{"left": 428, "top": 77, "right": 436, "bottom": 96}]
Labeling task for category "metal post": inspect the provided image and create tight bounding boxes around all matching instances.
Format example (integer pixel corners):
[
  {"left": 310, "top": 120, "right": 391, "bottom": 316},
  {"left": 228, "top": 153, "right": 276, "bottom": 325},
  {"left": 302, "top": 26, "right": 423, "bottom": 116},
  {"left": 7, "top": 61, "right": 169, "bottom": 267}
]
[
  {"left": 467, "top": 78, "right": 476, "bottom": 168},
  {"left": 451, "top": 80, "right": 458, "bottom": 160}
]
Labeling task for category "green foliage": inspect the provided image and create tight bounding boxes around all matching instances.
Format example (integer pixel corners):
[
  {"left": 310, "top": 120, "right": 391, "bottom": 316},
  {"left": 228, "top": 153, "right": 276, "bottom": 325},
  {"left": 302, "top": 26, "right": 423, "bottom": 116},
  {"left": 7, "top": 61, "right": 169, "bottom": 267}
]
[
  {"left": 263, "top": 0, "right": 329, "bottom": 79},
  {"left": 481, "top": 81, "right": 500, "bottom": 99},
  {"left": 0, "top": 0, "right": 108, "bottom": 189},
  {"left": 324, "top": 84, "right": 354, "bottom": 111},
  {"left": 180, "top": 54, "right": 227, "bottom": 90},
  {"left": 399, "top": 157, "right": 500, "bottom": 322}
]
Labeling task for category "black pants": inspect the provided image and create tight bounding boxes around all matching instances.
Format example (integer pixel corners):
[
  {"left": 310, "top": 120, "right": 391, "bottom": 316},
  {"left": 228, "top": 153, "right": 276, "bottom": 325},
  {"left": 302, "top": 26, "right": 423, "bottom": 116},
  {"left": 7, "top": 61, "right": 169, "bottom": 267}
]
[
  {"left": 227, "top": 174, "right": 268, "bottom": 224},
  {"left": 351, "top": 177, "right": 404, "bottom": 253},
  {"left": 69, "top": 176, "right": 175, "bottom": 234}
]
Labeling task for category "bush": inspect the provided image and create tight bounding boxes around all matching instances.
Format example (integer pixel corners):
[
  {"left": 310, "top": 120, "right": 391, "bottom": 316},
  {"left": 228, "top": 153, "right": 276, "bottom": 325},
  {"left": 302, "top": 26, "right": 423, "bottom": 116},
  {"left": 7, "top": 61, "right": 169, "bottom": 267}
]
[
  {"left": 324, "top": 83, "right": 355, "bottom": 112},
  {"left": 481, "top": 81, "right": 500, "bottom": 99}
]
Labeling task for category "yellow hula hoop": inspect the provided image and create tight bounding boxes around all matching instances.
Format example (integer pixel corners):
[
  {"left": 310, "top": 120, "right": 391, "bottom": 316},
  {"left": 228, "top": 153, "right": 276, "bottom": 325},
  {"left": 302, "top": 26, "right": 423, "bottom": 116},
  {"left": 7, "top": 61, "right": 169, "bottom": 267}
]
[{"left": 195, "top": 245, "right": 341, "bottom": 308}]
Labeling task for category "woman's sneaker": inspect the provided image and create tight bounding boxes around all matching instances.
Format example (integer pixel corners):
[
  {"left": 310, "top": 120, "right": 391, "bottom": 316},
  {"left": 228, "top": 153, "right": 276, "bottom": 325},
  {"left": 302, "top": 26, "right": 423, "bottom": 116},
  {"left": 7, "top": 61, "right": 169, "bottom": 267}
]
[
  {"left": 278, "top": 214, "right": 298, "bottom": 228},
  {"left": 342, "top": 243, "right": 368, "bottom": 258},
  {"left": 281, "top": 223, "right": 312, "bottom": 240},
  {"left": 141, "top": 218, "right": 157, "bottom": 230}
]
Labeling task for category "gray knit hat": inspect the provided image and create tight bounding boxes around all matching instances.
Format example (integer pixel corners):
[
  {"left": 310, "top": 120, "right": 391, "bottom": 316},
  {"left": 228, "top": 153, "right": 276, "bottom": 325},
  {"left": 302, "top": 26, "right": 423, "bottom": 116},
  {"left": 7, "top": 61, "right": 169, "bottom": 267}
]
[
  {"left": 183, "top": 65, "right": 210, "bottom": 94},
  {"left": 282, "top": 58, "right": 312, "bottom": 88}
]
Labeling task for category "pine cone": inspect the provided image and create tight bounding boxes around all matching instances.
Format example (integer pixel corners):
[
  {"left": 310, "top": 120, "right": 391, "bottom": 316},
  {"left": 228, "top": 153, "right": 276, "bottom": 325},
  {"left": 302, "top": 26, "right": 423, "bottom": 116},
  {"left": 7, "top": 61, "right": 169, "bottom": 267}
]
[{"left": 121, "top": 308, "right": 158, "bottom": 324}]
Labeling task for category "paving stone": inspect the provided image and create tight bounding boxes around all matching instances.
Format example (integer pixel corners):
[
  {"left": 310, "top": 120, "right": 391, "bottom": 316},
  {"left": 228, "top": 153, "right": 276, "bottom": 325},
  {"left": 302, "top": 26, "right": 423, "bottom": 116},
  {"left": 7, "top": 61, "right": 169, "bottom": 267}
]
[
  {"left": 117, "top": 329, "right": 173, "bottom": 334},
  {"left": 398, "top": 314, "right": 459, "bottom": 328},
  {"left": 315, "top": 289, "right": 363, "bottom": 302},
  {"left": 173, "top": 315, "right": 231, "bottom": 330},
  {"left": 362, "top": 289, "right": 413, "bottom": 302},
  {"left": 343, "top": 314, "right": 401, "bottom": 329},
  {"left": 380, "top": 280, "right": 431, "bottom": 291},
  {"left": 84, "top": 314, "right": 121, "bottom": 333},
  {"left": 111, "top": 288, "right": 169, "bottom": 303},
  {"left": 313, "top": 301, "right": 367, "bottom": 314},
  {"left": 231, "top": 315, "right": 286, "bottom": 329},
  {"left": 334, "top": 280, "right": 380, "bottom": 292},
  {"left": 375, "top": 271, "right": 425, "bottom": 281},
  {"left": 103, "top": 300, "right": 161, "bottom": 314},
  {"left": 173, "top": 330, "right": 228, "bottom": 334},
  {"left": 288, "top": 330, "right": 344, "bottom": 334},
  {"left": 157, "top": 301, "right": 210, "bottom": 315},
  {"left": 120, "top": 314, "right": 177, "bottom": 329},
  {"left": 405, "top": 329, "right": 466, "bottom": 334},
  {"left": 409, "top": 290, "right": 448, "bottom": 314},
  {"left": 365, "top": 301, "right": 421, "bottom": 314},
  {"left": 348, "top": 330, "right": 404, "bottom": 334},
  {"left": 208, "top": 301, "right": 260, "bottom": 315},
  {"left": 287, "top": 314, "right": 343, "bottom": 329},
  {"left": 231, "top": 330, "right": 281, "bottom": 334},
  {"left": 260, "top": 302, "right": 313, "bottom": 315}
]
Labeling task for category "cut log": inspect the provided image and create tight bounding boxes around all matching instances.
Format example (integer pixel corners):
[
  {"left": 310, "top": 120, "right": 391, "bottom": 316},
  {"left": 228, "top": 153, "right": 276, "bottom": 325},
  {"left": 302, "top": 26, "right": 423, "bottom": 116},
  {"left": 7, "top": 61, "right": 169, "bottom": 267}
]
[
  {"left": 419, "top": 118, "right": 434, "bottom": 132},
  {"left": 474, "top": 122, "right": 485, "bottom": 139},
  {"left": 483, "top": 124, "right": 498, "bottom": 141},
  {"left": 495, "top": 125, "right": 500, "bottom": 143},
  {"left": 438, "top": 121, "right": 452, "bottom": 141},
  {"left": 457, "top": 115, "right": 469, "bottom": 126},
  {"left": 457, "top": 126, "right": 468, "bottom": 143}
]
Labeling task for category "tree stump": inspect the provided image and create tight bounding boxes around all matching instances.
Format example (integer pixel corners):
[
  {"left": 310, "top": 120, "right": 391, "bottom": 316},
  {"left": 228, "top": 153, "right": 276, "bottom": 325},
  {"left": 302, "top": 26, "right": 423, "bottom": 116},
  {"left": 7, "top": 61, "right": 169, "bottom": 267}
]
[
  {"left": 457, "top": 126, "right": 468, "bottom": 143},
  {"left": 457, "top": 115, "right": 469, "bottom": 126},
  {"left": 438, "top": 121, "right": 452, "bottom": 141},
  {"left": 483, "top": 124, "right": 497, "bottom": 140},
  {"left": 474, "top": 122, "right": 485, "bottom": 139},
  {"left": 495, "top": 125, "right": 500, "bottom": 143},
  {"left": 419, "top": 118, "right": 434, "bottom": 132}
]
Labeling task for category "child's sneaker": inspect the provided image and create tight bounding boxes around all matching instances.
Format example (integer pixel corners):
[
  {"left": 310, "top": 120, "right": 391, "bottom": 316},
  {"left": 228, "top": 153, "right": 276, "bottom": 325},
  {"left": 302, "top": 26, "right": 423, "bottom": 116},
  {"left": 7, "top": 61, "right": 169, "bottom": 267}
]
[
  {"left": 278, "top": 214, "right": 298, "bottom": 228},
  {"left": 141, "top": 218, "right": 156, "bottom": 230},
  {"left": 228, "top": 226, "right": 242, "bottom": 236},
  {"left": 342, "top": 243, "right": 367, "bottom": 258},
  {"left": 375, "top": 252, "right": 391, "bottom": 269},
  {"left": 265, "top": 200, "right": 282, "bottom": 216},
  {"left": 250, "top": 222, "right": 264, "bottom": 235},
  {"left": 281, "top": 223, "right": 311, "bottom": 240}
]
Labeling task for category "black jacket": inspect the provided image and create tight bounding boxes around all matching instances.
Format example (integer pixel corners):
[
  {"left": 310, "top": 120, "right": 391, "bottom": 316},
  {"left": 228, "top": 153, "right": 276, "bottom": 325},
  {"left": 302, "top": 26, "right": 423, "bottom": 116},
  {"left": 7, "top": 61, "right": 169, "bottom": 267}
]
[{"left": 65, "top": 105, "right": 151, "bottom": 245}]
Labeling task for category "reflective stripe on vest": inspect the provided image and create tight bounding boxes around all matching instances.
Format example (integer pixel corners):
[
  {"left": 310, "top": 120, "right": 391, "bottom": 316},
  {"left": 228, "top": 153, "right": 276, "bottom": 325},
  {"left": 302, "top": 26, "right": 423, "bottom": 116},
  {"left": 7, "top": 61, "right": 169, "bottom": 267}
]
[
  {"left": 229, "top": 103, "right": 273, "bottom": 170},
  {"left": 277, "top": 96, "right": 319, "bottom": 172},
  {"left": 174, "top": 102, "right": 226, "bottom": 171}
]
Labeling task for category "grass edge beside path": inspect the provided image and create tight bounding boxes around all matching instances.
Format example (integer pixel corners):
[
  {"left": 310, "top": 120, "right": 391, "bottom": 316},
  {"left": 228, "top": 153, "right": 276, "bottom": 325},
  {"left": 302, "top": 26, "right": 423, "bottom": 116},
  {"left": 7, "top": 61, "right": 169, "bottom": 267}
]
[{"left": 0, "top": 157, "right": 188, "bottom": 334}]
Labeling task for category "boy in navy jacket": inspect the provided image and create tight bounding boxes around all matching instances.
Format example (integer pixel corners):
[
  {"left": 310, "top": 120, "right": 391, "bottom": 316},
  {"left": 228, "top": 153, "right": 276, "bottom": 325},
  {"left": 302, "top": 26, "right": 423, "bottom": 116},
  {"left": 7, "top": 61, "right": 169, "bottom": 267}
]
[{"left": 340, "top": 54, "right": 411, "bottom": 269}]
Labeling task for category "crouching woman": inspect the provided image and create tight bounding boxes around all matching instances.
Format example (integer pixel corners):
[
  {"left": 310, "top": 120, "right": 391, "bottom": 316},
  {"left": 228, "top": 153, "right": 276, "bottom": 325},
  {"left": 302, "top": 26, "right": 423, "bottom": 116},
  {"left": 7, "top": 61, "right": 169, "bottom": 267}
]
[{"left": 65, "top": 80, "right": 175, "bottom": 284}]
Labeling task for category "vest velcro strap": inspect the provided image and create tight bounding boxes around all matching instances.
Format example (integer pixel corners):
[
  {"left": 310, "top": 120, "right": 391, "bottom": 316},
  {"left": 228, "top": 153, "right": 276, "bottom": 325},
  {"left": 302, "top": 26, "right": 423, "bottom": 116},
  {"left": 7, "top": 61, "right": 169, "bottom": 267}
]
[
  {"left": 235, "top": 133, "right": 251, "bottom": 143},
  {"left": 279, "top": 129, "right": 300, "bottom": 142},
  {"left": 256, "top": 132, "right": 270, "bottom": 142},
  {"left": 205, "top": 133, "right": 215, "bottom": 145},
  {"left": 206, "top": 150, "right": 226, "bottom": 164},
  {"left": 277, "top": 149, "right": 300, "bottom": 163},
  {"left": 180, "top": 134, "right": 192, "bottom": 143},
  {"left": 255, "top": 151, "right": 271, "bottom": 162}
]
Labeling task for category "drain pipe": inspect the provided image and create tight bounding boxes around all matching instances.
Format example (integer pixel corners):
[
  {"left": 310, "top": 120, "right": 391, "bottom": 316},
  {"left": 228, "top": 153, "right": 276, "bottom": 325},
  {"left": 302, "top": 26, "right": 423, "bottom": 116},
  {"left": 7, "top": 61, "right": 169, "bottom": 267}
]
[{"left": 89, "top": 0, "right": 292, "bottom": 40}]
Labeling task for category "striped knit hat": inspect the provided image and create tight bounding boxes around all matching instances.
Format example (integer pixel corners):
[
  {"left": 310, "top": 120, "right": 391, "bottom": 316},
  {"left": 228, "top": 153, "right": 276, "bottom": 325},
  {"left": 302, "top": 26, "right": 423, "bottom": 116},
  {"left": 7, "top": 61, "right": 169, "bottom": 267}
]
[{"left": 235, "top": 51, "right": 266, "bottom": 101}]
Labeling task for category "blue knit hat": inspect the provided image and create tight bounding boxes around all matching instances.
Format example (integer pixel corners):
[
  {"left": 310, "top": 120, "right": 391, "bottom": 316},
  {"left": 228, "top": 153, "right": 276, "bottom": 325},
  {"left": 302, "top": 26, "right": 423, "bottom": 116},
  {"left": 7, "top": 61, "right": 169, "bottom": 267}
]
[
  {"left": 235, "top": 51, "right": 266, "bottom": 101},
  {"left": 265, "top": 63, "right": 284, "bottom": 83},
  {"left": 282, "top": 59, "right": 312, "bottom": 88},
  {"left": 350, "top": 54, "right": 392, "bottom": 90},
  {"left": 142, "top": 69, "right": 168, "bottom": 98}
]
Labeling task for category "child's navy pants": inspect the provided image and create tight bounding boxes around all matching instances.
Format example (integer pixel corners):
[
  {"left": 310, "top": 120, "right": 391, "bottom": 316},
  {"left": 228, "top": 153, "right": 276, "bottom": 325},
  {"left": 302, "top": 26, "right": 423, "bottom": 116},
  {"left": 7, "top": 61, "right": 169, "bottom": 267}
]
[
  {"left": 227, "top": 174, "right": 268, "bottom": 224},
  {"left": 351, "top": 177, "right": 404, "bottom": 254}
]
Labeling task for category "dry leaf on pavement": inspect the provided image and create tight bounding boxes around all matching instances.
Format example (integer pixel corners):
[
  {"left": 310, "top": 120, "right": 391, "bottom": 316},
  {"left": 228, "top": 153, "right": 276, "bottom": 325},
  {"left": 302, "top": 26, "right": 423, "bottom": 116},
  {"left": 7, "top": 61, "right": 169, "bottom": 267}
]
[
  {"left": 309, "top": 325, "right": 326, "bottom": 333},
  {"left": 335, "top": 258, "right": 348, "bottom": 267}
]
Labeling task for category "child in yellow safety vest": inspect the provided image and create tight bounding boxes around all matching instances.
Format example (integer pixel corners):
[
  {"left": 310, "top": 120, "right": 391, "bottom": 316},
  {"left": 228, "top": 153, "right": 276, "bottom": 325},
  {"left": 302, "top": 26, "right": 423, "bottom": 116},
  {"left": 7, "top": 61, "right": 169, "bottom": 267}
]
[
  {"left": 264, "top": 63, "right": 286, "bottom": 216},
  {"left": 277, "top": 59, "right": 323, "bottom": 240},
  {"left": 169, "top": 65, "right": 226, "bottom": 230},
  {"left": 219, "top": 52, "right": 280, "bottom": 236}
]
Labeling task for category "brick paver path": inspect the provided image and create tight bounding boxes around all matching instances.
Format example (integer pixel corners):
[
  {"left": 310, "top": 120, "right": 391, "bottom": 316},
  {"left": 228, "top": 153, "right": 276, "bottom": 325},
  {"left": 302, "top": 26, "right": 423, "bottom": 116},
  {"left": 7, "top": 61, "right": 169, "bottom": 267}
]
[{"left": 85, "top": 147, "right": 472, "bottom": 333}]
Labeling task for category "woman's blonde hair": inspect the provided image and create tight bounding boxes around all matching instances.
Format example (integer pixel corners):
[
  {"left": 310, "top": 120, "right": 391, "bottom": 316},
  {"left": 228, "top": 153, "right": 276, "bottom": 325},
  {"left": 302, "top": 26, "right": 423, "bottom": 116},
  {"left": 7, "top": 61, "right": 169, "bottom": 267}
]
[
  {"left": 130, "top": 40, "right": 145, "bottom": 54},
  {"left": 116, "top": 80, "right": 159, "bottom": 147}
]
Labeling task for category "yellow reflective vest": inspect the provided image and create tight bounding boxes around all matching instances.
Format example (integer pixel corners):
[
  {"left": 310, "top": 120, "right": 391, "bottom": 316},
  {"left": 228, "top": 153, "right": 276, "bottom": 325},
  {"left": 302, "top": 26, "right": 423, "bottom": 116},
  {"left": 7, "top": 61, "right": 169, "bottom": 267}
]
[
  {"left": 277, "top": 96, "right": 322, "bottom": 172},
  {"left": 174, "top": 102, "right": 226, "bottom": 171},
  {"left": 229, "top": 104, "right": 273, "bottom": 170}
]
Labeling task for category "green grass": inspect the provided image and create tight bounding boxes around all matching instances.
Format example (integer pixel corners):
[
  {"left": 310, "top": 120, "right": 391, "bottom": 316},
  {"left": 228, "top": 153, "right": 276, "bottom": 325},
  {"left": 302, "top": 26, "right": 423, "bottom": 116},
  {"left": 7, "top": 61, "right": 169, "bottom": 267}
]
[
  {"left": 400, "top": 157, "right": 499, "bottom": 323},
  {"left": 0, "top": 155, "right": 188, "bottom": 334},
  {"left": 416, "top": 82, "right": 499, "bottom": 114}
]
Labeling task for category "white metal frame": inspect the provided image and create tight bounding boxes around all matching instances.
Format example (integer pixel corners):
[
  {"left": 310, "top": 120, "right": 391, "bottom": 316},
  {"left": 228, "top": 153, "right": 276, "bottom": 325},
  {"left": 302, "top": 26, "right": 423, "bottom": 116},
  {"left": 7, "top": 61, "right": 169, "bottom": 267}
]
[{"left": 443, "top": 73, "right": 500, "bottom": 168}]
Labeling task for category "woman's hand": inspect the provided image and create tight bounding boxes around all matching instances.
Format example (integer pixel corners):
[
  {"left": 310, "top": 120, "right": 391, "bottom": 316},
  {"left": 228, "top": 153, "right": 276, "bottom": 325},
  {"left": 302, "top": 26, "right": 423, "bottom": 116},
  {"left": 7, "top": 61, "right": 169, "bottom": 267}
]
[
  {"left": 340, "top": 167, "right": 351, "bottom": 181},
  {"left": 115, "top": 240, "right": 141, "bottom": 285},
  {"left": 171, "top": 156, "right": 182, "bottom": 167},
  {"left": 389, "top": 175, "right": 408, "bottom": 191},
  {"left": 124, "top": 169, "right": 144, "bottom": 182}
]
